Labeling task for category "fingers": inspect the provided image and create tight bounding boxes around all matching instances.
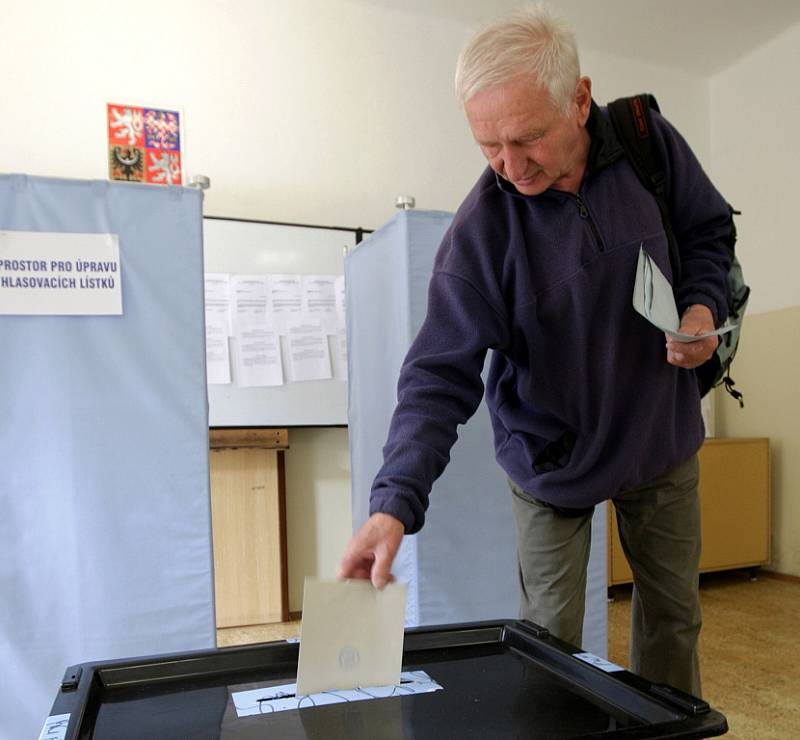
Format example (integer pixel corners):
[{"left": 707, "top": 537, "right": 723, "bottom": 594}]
[
  {"left": 370, "top": 542, "right": 396, "bottom": 590},
  {"left": 336, "top": 513, "right": 405, "bottom": 590},
  {"left": 336, "top": 551, "right": 374, "bottom": 582},
  {"left": 336, "top": 547, "right": 392, "bottom": 589},
  {"left": 665, "top": 335, "right": 718, "bottom": 369},
  {"left": 336, "top": 534, "right": 379, "bottom": 581},
  {"left": 667, "top": 304, "right": 719, "bottom": 368}
]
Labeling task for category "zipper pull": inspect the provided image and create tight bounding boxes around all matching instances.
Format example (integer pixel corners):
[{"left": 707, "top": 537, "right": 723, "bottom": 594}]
[{"left": 576, "top": 193, "right": 589, "bottom": 219}]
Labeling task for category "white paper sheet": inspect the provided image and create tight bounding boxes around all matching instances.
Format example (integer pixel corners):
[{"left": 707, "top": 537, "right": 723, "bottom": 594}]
[
  {"left": 38, "top": 714, "right": 70, "bottom": 740},
  {"left": 205, "top": 320, "right": 231, "bottom": 384},
  {"left": 632, "top": 246, "right": 734, "bottom": 343},
  {"left": 204, "top": 272, "right": 232, "bottom": 336},
  {"left": 0, "top": 230, "right": 122, "bottom": 315},
  {"left": 334, "top": 275, "right": 348, "bottom": 380},
  {"left": 231, "top": 671, "right": 441, "bottom": 717},
  {"left": 295, "top": 578, "right": 407, "bottom": 695},
  {"left": 231, "top": 274, "right": 270, "bottom": 333},
  {"left": 234, "top": 328, "right": 283, "bottom": 387},
  {"left": 334, "top": 274, "right": 346, "bottom": 320},
  {"left": 303, "top": 274, "right": 338, "bottom": 334},
  {"left": 269, "top": 274, "right": 303, "bottom": 334},
  {"left": 336, "top": 325, "right": 348, "bottom": 382},
  {"left": 574, "top": 652, "right": 625, "bottom": 673},
  {"left": 286, "top": 319, "right": 331, "bottom": 382}
]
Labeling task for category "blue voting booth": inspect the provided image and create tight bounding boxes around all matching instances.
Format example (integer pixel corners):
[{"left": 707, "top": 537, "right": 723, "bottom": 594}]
[
  {"left": 345, "top": 209, "right": 607, "bottom": 653},
  {"left": 0, "top": 175, "right": 215, "bottom": 740}
]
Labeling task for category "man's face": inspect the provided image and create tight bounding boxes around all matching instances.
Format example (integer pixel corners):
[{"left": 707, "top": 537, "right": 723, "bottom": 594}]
[{"left": 465, "top": 75, "right": 591, "bottom": 196}]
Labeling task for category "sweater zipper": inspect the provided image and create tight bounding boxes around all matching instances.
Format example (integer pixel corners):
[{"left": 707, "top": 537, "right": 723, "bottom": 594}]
[{"left": 576, "top": 193, "right": 605, "bottom": 252}]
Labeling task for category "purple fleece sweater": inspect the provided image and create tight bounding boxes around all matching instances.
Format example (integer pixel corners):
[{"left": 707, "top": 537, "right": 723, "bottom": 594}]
[{"left": 370, "top": 101, "right": 732, "bottom": 534}]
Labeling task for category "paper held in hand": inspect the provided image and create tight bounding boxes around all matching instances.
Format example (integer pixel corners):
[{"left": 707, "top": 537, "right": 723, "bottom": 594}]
[
  {"left": 632, "top": 246, "right": 735, "bottom": 343},
  {"left": 295, "top": 578, "right": 406, "bottom": 696}
]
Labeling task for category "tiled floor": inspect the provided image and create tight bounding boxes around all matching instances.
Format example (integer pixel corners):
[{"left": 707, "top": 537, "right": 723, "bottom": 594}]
[
  {"left": 217, "top": 619, "right": 301, "bottom": 648},
  {"left": 609, "top": 571, "right": 800, "bottom": 740}
]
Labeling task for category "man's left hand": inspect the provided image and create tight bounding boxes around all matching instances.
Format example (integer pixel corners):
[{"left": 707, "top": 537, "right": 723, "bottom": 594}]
[{"left": 665, "top": 304, "right": 719, "bottom": 369}]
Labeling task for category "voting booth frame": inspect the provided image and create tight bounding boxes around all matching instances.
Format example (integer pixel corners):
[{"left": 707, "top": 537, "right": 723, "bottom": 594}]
[
  {"left": 44, "top": 620, "right": 727, "bottom": 739},
  {"left": 0, "top": 175, "right": 215, "bottom": 740},
  {"left": 345, "top": 209, "right": 608, "bottom": 653}
]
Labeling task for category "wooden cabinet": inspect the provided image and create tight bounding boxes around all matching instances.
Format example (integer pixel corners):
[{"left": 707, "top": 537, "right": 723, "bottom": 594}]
[
  {"left": 209, "top": 428, "right": 289, "bottom": 627},
  {"left": 608, "top": 438, "right": 770, "bottom": 586}
]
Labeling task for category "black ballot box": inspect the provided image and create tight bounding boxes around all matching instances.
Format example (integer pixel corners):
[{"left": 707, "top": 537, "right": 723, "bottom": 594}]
[{"left": 44, "top": 620, "right": 727, "bottom": 739}]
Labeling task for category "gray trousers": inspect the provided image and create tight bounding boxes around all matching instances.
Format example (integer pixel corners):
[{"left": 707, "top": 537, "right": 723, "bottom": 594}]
[{"left": 509, "top": 455, "right": 702, "bottom": 696}]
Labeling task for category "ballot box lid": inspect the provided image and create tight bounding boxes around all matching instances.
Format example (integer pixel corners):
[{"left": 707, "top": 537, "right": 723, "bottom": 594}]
[{"left": 44, "top": 620, "right": 727, "bottom": 739}]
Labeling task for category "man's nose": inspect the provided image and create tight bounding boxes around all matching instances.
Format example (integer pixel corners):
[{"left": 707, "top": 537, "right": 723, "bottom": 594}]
[{"left": 500, "top": 145, "right": 527, "bottom": 180}]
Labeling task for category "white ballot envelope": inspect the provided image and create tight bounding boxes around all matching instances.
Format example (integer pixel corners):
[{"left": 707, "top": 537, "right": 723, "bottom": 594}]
[
  {"left": 295, "top": 578, "right": 407, "bottom": 695},
  {"left": 632, "top": 245, "right": 734, "bottom": 343}
]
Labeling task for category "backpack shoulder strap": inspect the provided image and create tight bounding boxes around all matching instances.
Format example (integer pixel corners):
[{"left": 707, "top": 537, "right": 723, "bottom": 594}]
[{"left": 607, "top": 94, "right": 681, "bottom": 283}]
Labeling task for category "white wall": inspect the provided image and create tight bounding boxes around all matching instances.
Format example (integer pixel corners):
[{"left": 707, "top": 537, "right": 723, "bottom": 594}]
[
  {"left": 283, "top": 428, "right": 352, "bottom": 612},
  {"left": 586, "top": 52, "right": 710, "bottom": 165},
  {"left": 709, "top": 22, "right": 800, "bottom": 316},
  {"left": 0, "top": 0, "right": 718, "bottom": 609},
  {"left": 1, "top": 0, "right": 481, "bottom": 228},
  {"left": 710, "top": 21, "right": 800, "bottom": 576},
  {"left": 1, "top": 0, "right": 710, "bottom": 227}
]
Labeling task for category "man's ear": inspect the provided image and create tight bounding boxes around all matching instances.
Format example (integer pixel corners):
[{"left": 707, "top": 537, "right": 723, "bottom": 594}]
[{"left": 574, "top": 77, "right": 592, "bottom": 124}]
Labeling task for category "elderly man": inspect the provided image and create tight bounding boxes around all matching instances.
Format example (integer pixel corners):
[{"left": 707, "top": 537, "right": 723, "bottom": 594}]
[{"left": 338, "top": 6, "right": 731, "bottom": 697}]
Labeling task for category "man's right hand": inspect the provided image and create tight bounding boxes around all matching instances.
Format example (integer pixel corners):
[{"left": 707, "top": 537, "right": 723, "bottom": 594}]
[{"left": 336, "top": 512, "right": 405, "bottom": 589}]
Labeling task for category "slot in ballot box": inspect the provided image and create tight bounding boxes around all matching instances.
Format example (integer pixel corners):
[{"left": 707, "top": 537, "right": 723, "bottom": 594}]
[{"left": 43, "top": 620, "right": 726, "bottom": 739}]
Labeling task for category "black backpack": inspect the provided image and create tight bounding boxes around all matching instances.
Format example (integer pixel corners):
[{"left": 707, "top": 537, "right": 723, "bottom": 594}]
[{"left": 608, "top": 94, "right": 750, "bottom": 407}]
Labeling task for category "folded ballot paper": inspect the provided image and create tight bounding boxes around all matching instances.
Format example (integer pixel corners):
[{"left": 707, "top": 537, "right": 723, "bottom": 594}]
[
  {"left": 295, "top": 578, "right": 407, "bottom": 696},
  {"left": 632, "top": 246, "right": 734, "bottom": 342}
]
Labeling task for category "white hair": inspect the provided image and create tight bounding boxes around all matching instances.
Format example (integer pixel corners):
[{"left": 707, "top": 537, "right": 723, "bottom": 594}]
[{"left": 455, "top": 4, "right": 581, "bottom": 114}]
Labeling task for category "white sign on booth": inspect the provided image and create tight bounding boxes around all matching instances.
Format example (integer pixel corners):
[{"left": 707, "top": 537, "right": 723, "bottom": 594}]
[{"left": 0, "top": 230, "right": 122, "bottom": 315}]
